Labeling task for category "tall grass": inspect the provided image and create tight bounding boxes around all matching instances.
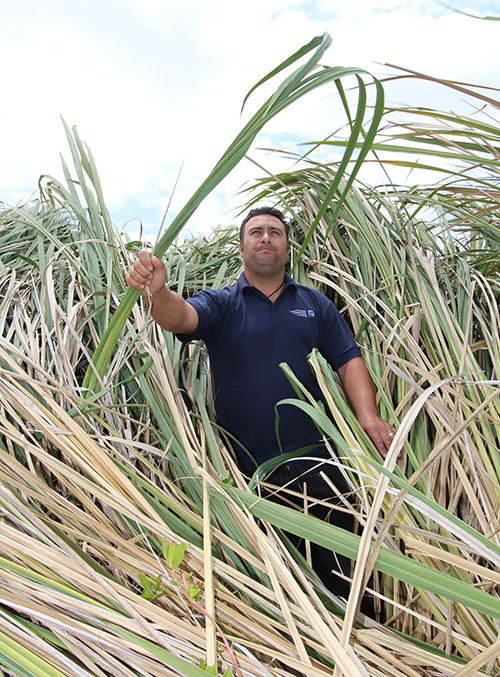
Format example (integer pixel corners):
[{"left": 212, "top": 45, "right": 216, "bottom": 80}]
[{"left": 0, "top": 38, "right": 499, "bottom": 676}]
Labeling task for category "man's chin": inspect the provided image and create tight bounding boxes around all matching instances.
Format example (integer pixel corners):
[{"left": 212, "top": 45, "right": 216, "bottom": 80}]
[{"left": 255, "top": 253, "right": 277, "bottom": 266}]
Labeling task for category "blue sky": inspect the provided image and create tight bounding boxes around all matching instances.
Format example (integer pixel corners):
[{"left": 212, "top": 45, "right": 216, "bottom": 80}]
[{"left": 2, "top": 0, "right": 500, "bottom": 241}]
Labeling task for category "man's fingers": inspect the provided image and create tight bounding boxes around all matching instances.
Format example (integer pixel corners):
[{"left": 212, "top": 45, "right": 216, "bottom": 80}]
[
  {"left": 125, "top": 251, "right": 168, "bottom": 293},
  {"left": 125, "top": 270, "right": 146, "bottom": 290},
  {"left": 364, "top": 421, "right": 397, "bottom": 457},
  {"left": 138, "top": 249, "right": 153, "bottom": 269},
  {"left": 125, "top": 251, "right": 154, "bottom": 289},
  {"left": 127, "top": 264, "right": 152, "bottom": 288},
  {"left": 135, "top": 250, "right": 155, "bottom": 277},
  {"left": 383, "top": 426, "right": 401, "bottom": 459},
  {"left": 151, "top": 255, "right": 167, "bottom": 275}
]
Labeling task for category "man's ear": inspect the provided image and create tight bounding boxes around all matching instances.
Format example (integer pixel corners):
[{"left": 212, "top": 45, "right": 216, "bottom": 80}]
[{"left": 238, "top": 242, "right": 243, "bottom": 255}]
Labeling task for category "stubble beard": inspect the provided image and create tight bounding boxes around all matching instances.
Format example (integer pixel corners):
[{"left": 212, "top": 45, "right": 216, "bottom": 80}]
[
  {"left": 241, "top": 242, "right": 287, "bottom": 278},
  {"left": 252, "top": 250, "right": 283, "bottom": 276}
]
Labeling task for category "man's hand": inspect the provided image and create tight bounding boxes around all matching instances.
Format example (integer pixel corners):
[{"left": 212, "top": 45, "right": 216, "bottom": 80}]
[
  {"left": 125, "top": 250, "right": 167, "bottom": 295},
  {"left": 357, "top": 413, "right": 397, "bottom": 457},
  {"left": 125, "top": 250, "right": 198, "bottom": 334}
]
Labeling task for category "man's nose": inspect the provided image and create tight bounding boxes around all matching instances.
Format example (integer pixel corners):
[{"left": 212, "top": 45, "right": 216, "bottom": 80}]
[{"left": 261, "top": 230, "right": 271, "bottom": 241}]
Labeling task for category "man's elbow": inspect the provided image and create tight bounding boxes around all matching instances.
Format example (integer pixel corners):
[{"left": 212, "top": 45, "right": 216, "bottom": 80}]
[{"left": 337, "top": 355, "right": 363, "bottom": 379}]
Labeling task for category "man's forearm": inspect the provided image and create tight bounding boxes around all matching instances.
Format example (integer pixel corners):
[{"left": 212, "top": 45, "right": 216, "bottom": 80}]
[
  {"left": 145, "top": 285, "right": 198, "bottom": 334},
  {"left": 337, "top": 356, "right": 397, "bottom": 455},
  {"left": 337, "top": 356, "right": 378, "bottom": 422}
]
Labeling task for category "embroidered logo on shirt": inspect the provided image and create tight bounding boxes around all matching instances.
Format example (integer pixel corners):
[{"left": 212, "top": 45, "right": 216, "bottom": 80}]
[{"left": 290, "top": 309, "right": 316, "bottom": 318}]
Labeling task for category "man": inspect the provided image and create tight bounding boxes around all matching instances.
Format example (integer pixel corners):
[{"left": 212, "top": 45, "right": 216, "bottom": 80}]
[
  {"left": 126, "top": 206, "right": 395, "bottom": 605},
  {"left": 126, "top": 206, "right": 395, "bottom": 471}
]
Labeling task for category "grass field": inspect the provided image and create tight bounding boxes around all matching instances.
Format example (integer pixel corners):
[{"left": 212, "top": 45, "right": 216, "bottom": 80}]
[{"left": 0, "top": 34, "right": 499, "bottom": 676}]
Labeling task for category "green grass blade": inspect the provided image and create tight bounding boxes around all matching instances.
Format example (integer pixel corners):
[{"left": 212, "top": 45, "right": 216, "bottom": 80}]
[{"left": 221, "top": 486, "right": 500, "bottom": 621}]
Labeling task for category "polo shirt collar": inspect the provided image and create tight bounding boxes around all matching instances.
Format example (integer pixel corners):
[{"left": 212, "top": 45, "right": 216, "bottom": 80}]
[{"left": 238, "top": 271, "right": 297, "bottom": 293}]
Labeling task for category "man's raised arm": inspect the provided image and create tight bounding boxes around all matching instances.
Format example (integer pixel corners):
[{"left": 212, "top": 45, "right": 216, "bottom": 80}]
[{"left": 125, "top": 250, "right": 198, "bottom": 335}]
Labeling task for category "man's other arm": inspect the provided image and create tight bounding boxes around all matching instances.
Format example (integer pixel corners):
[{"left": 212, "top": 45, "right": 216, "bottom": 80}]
[{"left": 337, "top": 356, "right": 396, "bottom": 456}]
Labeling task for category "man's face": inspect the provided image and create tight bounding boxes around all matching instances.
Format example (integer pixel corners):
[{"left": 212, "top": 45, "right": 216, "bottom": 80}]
[{"left": 239, "top": 215, "right": 288, "bottom": 276}]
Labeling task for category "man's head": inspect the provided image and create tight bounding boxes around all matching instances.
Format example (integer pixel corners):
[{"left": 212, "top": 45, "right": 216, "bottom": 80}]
[
  {"left": 239, "top": 206, "right": 289, "bottom": 245},
  {"left": 238, "top": 206, "right": 289, "bottom": 280}
]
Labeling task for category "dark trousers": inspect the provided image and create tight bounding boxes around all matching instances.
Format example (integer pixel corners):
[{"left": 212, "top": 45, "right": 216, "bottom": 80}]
[{"left": 260, "top": 456, "right": 375, "bottom": 615}]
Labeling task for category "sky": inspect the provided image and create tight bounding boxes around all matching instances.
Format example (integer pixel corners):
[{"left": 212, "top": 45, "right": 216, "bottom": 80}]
[{"left": 2, "top": 0, "right": 500, "bottom": 242}]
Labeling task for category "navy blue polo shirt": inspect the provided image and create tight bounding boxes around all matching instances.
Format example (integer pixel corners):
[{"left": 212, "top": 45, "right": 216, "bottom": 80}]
[{"left": 177, "top": 272, "right": 361, "bottom": 470}]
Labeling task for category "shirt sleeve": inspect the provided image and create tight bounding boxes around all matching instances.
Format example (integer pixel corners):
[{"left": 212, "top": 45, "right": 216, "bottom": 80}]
[
  {"left": 175, "top": 288, "right": 225, "bottom": 344},
  {"left": 318, "top": 295, "right": 361, "bottom": 369}
]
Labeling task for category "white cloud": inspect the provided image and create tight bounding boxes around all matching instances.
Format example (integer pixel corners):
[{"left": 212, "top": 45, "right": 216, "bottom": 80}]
[{"left": 1, "top": 0, "right": 499, "bottom": 238}]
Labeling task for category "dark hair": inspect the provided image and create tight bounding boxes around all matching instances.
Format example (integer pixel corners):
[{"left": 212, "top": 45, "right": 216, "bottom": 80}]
[{"left": 239, "top": 206, "right": 289, "bottom": 244}]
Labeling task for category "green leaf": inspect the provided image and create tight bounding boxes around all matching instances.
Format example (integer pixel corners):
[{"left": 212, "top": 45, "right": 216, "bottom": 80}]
[
  {"left": 162, "top": 540, "right": 188, "bottom": 569},
  {"left": 0, "top": 631, "right": 67, "bottom": 677},
  {"left": 138, "top": 573, "right": 164, "bottom": 600},
  {"left": 217, "top": 486, "right": 500, "bottom": 621},
  {"left": 187, "top": 583, "right": 201, "bottom": 601}
]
